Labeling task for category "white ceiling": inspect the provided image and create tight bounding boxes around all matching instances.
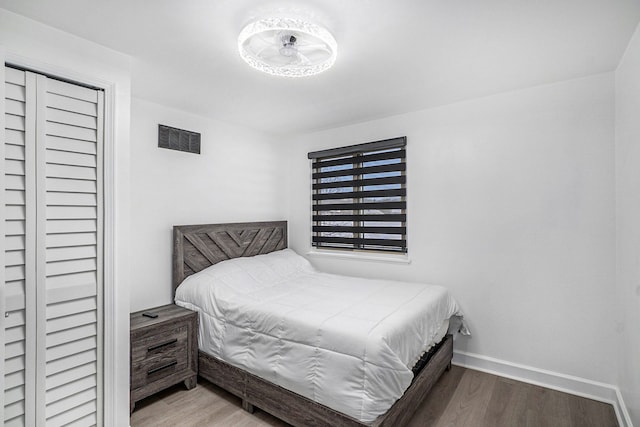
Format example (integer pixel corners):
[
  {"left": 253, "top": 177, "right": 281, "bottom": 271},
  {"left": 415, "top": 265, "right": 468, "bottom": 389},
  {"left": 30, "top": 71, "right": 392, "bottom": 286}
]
[{"left": 2, "top": 0, "right": 639, "bottom": 136}]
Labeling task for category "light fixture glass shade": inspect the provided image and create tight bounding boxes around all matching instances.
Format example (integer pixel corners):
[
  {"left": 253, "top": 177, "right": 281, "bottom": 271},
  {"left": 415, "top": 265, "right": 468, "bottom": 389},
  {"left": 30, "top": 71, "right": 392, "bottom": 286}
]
[{"left": 238, "top": 17, "right": 337, "bottom": 77}]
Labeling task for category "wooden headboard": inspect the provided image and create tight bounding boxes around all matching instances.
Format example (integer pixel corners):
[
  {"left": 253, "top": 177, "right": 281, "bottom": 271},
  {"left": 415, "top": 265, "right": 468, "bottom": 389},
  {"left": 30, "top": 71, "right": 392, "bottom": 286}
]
[{"left": 172, "top": 220, "right": 287, "bottom": 295}]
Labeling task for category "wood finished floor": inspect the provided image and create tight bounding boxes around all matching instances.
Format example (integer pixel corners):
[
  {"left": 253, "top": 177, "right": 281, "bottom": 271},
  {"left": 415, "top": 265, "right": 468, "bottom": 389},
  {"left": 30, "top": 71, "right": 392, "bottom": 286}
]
[{"left": 130, "top": 366, "right": 618, "bottom": 427}]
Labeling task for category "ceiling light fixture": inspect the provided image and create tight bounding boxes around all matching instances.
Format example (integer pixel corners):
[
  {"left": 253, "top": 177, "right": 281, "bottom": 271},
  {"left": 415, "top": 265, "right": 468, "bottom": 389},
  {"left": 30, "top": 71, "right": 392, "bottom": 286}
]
[{"left": 238, "top": 17, "right": 337, "bottom": 78}]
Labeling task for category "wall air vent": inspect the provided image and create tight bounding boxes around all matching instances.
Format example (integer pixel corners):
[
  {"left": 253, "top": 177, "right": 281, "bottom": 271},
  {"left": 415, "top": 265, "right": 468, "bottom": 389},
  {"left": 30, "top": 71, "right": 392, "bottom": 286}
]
[{"left": 158, "top": 124, "right": 201, "bottom": 154}]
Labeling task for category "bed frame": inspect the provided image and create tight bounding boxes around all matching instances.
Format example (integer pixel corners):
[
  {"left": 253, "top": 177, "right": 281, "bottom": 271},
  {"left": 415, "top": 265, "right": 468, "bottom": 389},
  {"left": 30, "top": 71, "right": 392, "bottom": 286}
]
[{"left": 173, "top": 220, "right": 453, "bottom": 427}]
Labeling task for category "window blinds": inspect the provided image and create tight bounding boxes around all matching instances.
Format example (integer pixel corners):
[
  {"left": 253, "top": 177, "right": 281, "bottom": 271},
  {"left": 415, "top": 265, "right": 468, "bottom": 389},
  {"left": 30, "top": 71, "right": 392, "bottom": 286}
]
[{"left": 308, "top": 137, "right": 407, "bottom": 253}]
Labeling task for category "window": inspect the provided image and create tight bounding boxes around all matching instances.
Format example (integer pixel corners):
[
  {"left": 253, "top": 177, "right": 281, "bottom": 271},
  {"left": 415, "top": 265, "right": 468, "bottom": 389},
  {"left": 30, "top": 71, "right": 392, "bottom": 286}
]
[{"left": 308, "top": 137, "right": 407, "bottom": 254}]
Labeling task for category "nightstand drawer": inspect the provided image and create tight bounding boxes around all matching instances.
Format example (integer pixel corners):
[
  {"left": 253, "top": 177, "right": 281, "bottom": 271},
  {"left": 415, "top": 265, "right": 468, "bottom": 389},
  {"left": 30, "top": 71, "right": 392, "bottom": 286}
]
[
  {"left": 131, "top": 326, "right": 189, "bottom": 389},
  {"left": 131, "top": 325, "right": 188, "bottom": 363}
]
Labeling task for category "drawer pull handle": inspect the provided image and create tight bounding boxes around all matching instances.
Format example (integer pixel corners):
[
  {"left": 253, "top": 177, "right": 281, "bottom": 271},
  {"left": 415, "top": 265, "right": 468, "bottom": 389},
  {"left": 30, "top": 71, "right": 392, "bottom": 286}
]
[
  {"left": 147, "top": 361, "right": 177, "bottom": 375},
  {"left": 147, "top": 338, "right": 178, "bottom": 352}
]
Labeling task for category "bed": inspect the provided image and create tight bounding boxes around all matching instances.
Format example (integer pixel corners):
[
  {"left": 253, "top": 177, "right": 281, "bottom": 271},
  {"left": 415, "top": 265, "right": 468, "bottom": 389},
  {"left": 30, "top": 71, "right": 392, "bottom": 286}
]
[{"left": 172, "top": 220, "right": 465, "bottom": 427}]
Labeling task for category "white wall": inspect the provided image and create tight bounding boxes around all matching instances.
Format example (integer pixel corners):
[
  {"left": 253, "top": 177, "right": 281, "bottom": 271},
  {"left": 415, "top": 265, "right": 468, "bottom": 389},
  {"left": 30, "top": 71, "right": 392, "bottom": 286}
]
[
  {"left": 615, "top": 22, "right": 640, "bottom": 426},
  {"left": 285, "top": 73, "right": 617, "bottom": 385},
  {"left": 129, "top": 98, "right": 286, "bottom": 312},
  {"left": 0, "top": 9, "right": 132, "bottom": 426}
]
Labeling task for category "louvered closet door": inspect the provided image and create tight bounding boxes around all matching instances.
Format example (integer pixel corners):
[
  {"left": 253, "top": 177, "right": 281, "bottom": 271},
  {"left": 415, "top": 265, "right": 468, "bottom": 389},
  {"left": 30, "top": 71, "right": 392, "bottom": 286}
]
[
  {"left": 36, "top": 74, "right": 104, "bottom": 426},
  {"left": 2, "top": 66, "right": 104, "bottom": 427},
  {"left": 3, "top": 66, "right": 36, "bottom": 427}
]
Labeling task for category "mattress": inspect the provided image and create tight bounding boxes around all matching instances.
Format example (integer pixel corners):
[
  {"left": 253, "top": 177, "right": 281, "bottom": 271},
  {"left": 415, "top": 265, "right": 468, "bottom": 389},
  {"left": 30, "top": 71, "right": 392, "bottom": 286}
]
[{"left": 175, "top": 249, "right": 466, "bottom": 423}]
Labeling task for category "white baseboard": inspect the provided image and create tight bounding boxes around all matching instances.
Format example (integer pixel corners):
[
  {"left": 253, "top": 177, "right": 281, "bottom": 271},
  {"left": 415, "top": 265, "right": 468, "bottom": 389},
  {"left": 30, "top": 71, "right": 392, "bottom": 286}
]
[{"left": 453, "top": 351, "right": 633, "bottom": 427}]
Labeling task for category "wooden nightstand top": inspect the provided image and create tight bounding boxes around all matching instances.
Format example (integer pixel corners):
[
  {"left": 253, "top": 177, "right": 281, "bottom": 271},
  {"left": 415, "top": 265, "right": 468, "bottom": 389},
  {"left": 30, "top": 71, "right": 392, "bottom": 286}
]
[{"left": 130, "top": 304, "right": 196, "bottom": 333}]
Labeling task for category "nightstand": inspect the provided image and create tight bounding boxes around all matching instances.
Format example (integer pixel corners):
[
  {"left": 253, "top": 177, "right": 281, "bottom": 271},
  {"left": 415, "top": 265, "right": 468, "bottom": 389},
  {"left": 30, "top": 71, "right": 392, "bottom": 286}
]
[{"left": 130, "top": 304, "right": 198, "bottom": 414}]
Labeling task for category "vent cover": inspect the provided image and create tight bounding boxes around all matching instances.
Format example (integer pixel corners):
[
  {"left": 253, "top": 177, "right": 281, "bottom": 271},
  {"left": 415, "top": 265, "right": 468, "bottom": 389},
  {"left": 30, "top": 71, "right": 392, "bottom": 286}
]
[{"left": 158, "top": 124, "right": 201, "bottom": 154}]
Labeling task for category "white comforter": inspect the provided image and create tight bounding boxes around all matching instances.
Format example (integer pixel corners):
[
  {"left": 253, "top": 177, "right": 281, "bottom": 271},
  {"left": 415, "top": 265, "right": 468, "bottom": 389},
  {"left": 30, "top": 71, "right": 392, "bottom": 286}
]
[{"left": 175, "top": 249, "right": 465, "bottom": 423}]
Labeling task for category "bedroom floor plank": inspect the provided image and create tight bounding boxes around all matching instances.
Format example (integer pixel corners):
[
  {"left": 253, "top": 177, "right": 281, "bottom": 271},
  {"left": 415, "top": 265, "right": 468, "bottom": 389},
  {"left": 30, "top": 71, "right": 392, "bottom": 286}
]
[
  {"left": 130, "top": 366, "right": 618, "bottom": 427},
  {"left": 406, "top": 363, "right": 465, "bottom": 426},
  {"left": 432, "top": 368, "right": 497, "bottom": 427}
]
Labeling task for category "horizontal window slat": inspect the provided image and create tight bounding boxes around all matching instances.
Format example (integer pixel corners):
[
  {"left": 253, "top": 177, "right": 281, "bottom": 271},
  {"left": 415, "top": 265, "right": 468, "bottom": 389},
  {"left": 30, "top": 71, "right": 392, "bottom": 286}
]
[
  {"left": 312, "top": 214, "right": 406, "bottom": 222},
  {"left": 313, "top": 226, "right": 406, "bottom": 234},
  {"left": 313, "top": 243, "right": 406, "bottom": 253},
  {"left": 313, "top": 149, "right": 405, "bottom": 168},
  {"left": 312, "top": 162, "right": 405, "bottom": 179},
  {"left": 314, "top": 188, "right": 406, "bottom": 200},
  {"left": 313, "top": 201, "right": 405, "bottom": 211},
  {"left": 313, "top": 236, "right": 407, "bottom": 247},
  {"left": 313, "top": 175, "right": 405, "bottom": 190}
]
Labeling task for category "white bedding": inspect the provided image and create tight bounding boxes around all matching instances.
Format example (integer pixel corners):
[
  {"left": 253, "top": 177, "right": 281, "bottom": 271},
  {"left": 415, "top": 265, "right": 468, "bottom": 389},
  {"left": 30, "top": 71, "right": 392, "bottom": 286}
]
[{"left": 175, "top": 249, "right": 466, "bottom": 423}]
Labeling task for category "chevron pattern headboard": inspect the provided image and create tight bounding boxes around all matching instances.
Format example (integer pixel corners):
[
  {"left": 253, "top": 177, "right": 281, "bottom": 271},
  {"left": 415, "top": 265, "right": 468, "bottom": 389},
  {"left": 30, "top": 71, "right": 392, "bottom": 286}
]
[{"left": 172, "top": 221, "right": 288, "bottom": 295}]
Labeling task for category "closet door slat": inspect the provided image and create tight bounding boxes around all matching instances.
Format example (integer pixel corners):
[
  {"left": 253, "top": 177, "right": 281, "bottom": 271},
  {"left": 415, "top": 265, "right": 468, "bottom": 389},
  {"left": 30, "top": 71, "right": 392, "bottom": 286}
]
[
  {"left": 46, "top": 135, "right": 97, "bottom": 155},
  {"left": 47, "top": 93, "right": 97, "bottom": 117},
  {"left": 47, "top": 219, "right": 97, "bottom": 235}
]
